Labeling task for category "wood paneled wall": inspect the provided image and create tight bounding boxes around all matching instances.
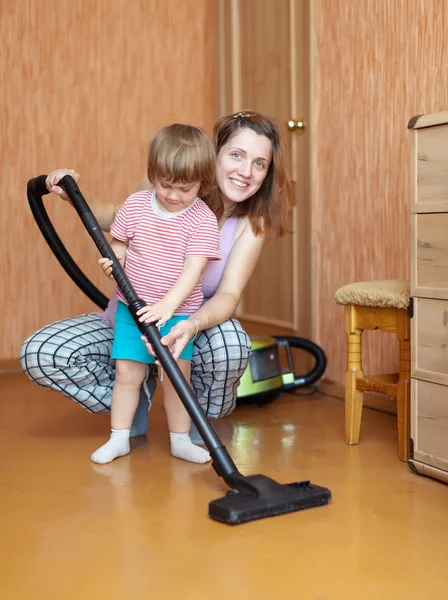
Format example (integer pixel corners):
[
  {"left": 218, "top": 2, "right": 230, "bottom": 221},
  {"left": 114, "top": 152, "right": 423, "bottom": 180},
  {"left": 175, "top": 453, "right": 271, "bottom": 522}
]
[
  {"left": 312, "top": 0, "right": 448, "bottom": 383},
  {"left": 1, "top": 0, "right": 217, "bottom": 360}
]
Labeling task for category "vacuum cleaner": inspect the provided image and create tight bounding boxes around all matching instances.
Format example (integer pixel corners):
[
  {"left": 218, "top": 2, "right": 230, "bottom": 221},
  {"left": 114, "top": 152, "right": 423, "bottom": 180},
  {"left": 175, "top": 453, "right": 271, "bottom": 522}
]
[
  {"left": 236, "top": 336, "right": 326, "bottom": 405},
  {"left": 27, "top": 174, "right": 331, "bottom": 525}
]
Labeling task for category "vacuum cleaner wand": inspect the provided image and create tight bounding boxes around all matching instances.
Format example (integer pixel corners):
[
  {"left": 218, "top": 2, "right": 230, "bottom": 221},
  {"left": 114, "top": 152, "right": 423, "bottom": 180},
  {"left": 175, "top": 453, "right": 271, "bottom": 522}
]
[{"left": 27, "top": 174, "right": 331, "bottom": 524}]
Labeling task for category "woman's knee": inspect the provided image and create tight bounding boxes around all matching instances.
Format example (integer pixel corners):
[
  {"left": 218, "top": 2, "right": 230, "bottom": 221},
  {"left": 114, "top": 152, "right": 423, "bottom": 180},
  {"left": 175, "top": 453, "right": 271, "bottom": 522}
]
[
  {"left": 19, "top": 331, "right": 55, "bottom": 383},
  {"left": 19, "top": 314, "right": 114, "bottom": 386},
  {"left": 190, "top": 319, "right": 252, "bottom": 418},
  {"left": 195, "top": 319, "right": 251, "bottom": 373}
]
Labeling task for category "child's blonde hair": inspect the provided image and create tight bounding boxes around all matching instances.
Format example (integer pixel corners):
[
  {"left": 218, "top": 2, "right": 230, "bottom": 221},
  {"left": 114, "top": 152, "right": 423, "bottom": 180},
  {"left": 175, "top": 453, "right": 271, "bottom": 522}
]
[{"left": 147, "top": 124, "right": 217, "bottom": 203}]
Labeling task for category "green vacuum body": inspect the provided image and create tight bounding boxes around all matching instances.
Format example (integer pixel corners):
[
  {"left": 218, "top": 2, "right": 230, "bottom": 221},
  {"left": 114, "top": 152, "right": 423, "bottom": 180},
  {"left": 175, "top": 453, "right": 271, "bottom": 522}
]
[{"left": 236, "top": 335, "right": 326, "bottom": 405}]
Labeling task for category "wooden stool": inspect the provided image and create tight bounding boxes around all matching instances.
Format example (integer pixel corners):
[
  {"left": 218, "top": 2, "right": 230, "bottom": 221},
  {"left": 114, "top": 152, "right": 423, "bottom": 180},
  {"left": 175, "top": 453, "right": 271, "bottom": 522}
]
[{"left": 334, "top": 280, "right": 411, "bottom": 461}]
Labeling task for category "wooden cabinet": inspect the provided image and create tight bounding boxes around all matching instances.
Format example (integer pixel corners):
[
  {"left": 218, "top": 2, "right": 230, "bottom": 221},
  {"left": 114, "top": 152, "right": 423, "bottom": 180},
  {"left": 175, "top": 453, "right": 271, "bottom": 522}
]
[{"left": 408, "top": 110, "right": 448, "bottom": 483}]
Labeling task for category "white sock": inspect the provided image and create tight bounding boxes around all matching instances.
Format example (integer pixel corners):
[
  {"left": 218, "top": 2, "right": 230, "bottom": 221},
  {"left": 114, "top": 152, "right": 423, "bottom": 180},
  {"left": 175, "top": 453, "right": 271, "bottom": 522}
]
[
  {"left": 91, "top": 429, "right": 131, "bottom": 464},
  {"left": 169, "top": 432, "right": 211, "bottom": 464}
]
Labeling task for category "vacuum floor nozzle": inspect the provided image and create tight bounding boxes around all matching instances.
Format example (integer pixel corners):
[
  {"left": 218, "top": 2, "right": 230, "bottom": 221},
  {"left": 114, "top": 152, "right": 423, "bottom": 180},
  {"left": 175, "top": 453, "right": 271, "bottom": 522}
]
[{"left": 209, "top": 475, "right": 331, "bottom": 525}]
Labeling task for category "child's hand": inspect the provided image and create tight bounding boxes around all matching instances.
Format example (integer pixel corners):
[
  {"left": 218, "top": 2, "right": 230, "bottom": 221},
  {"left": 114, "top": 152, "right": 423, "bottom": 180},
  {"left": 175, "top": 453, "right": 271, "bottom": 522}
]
[
  {"left": 98, "top": 256, "right": 125, "bottom": 279},
  {"left": 136, "top": 301, "right": 176, "bottom": 328}
]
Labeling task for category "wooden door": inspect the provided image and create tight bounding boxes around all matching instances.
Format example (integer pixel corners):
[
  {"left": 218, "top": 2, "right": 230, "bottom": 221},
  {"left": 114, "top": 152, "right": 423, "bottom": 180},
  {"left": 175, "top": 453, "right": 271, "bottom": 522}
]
[{"left": 219, "top": 0, "right": 311, "bottom": 338}]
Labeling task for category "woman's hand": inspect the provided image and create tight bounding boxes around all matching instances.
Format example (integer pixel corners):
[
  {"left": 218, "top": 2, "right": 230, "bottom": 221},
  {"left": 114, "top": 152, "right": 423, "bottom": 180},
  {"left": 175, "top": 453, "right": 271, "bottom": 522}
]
[
  {"left": 45, "top": 169, "right": 80, "bottom": 201},
  {"left": 140, "top": 318, "right": 196, "bottom": 362}
]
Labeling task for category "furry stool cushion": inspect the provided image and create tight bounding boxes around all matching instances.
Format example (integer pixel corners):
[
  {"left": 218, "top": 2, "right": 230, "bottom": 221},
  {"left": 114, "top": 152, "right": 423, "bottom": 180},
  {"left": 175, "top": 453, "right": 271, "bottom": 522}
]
[{"left": 334, "top": 279, "right": 410, "bottom": 310}]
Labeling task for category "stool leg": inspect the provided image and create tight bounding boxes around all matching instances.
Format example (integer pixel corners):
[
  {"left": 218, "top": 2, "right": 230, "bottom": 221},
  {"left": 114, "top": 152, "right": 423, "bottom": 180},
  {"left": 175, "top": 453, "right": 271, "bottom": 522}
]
[
  {"left": 397, "top": 309, "right": 411, "bottom": 461},
  {"left": 345, "top": 305, "right": 364, "bottom": 445}
]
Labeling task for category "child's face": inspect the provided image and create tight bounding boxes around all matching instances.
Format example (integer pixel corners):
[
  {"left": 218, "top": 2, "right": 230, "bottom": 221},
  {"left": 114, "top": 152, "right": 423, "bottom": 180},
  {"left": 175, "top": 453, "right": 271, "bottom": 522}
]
[{"left": 154, "top": 178, "right": 201, "bottom": 212}]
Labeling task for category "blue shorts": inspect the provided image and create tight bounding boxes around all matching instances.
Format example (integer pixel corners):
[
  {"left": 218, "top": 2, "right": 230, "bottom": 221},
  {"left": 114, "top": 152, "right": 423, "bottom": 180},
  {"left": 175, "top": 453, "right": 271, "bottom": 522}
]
[{"left": 111, "top": 301, "right": 193, "bottom": 364}]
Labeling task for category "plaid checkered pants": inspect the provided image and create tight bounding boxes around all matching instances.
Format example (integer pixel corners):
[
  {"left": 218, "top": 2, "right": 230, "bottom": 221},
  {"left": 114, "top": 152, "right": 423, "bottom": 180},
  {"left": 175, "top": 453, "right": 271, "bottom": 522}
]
[{"left": 20, "top": 314, "right": 251, "bottom": 418}]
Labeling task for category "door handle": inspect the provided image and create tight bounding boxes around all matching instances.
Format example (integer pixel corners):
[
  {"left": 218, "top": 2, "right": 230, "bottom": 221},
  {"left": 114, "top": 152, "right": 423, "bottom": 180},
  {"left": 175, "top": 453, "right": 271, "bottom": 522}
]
[{"left": 286, "top": 118, "right": 305, "bottom": 134}]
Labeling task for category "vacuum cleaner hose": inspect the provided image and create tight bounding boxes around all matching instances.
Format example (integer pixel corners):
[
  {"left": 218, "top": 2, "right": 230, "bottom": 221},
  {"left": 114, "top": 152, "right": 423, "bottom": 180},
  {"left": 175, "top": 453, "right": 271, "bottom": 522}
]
[
  {"left": 27, "top": 174, "right": 241, "bottom": 482},
  {"left": 274, "top": 335, "right": 327, "bottom": 391},
  {"left": 27, "top": 175, "right": 109, "bottom": 310}
]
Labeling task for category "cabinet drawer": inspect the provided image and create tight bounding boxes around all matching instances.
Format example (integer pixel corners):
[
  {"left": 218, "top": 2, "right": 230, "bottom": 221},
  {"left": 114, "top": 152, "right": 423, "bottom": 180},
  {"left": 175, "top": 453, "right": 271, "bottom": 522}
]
[
  {"left": 411, "top": 378, "right": 448, "bottom": 472},
  {"left": 410, "top": 125, "right": 448, "bottom": 213},
  {"left": 411, "top": 297, "right": 448, "bottom": 385},
  {"left": 411, "top": 213, "right": 448, "bottom": 298}
]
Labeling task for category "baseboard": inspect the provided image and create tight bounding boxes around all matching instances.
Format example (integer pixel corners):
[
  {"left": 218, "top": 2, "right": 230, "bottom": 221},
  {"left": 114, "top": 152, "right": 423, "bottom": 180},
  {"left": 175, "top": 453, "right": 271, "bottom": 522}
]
[
  {"left": 0, "top": 359, "right": 21, "bottom": 375},
  {"left": 408, "top": 460, "right": 448, "bottom": 484},
  {"left": 238, "top": 317, "right": 296, "bottom": 337},
  {"left": 319, "top": 380, "right": 398, "bottom": 416}
]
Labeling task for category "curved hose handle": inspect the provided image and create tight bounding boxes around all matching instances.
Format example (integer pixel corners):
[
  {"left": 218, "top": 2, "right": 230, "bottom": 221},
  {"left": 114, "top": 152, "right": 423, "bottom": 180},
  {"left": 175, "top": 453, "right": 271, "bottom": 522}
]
[
  {"left": 274, "top": 335, "right": 327, "bottom": 390},
  {"left": 26, "top": 175, "right": 109, "bottom": 309}
]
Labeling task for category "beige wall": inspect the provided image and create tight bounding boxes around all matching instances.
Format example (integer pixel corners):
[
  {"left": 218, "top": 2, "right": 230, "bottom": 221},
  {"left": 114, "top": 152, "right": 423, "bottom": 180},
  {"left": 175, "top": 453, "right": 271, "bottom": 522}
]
[
  {"left": 312, "top": 0, "right": 448, "bottom": 383},
  {"left": 1, "top": 0, "right": 217, "bottom": 360}
]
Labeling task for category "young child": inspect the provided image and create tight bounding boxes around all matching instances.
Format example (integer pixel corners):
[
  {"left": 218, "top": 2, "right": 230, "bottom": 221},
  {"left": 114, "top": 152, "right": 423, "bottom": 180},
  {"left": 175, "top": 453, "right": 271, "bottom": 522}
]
[{"left": 91, "top": 124, "right": 221, "bottom": 465}]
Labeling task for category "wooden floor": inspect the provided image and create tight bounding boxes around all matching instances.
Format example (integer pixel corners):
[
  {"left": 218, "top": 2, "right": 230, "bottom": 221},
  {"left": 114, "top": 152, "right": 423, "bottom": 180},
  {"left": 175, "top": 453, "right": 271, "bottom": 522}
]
[{"left": 1, "top": 373, "right": 447, "bottom": 600}]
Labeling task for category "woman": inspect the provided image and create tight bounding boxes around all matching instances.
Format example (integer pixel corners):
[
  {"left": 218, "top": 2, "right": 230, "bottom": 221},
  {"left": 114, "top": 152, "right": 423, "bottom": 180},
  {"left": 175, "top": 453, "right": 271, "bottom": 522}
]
[{"left": 20, "top": 110, "right": 290, "bottom": 442}]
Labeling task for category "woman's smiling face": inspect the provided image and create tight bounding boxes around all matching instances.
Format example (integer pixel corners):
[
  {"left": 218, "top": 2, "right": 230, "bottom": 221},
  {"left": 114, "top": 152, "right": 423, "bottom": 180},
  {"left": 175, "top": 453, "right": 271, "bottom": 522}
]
[{"left": 216, "top": 129, "right": 273, "bottom": 208}]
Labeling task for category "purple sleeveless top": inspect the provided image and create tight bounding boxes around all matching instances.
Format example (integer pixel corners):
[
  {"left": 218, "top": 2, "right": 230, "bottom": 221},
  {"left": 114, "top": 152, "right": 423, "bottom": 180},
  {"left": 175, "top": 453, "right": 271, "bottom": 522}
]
[{"left": 99, "top": 216, "right": 240, "bottom": 329}]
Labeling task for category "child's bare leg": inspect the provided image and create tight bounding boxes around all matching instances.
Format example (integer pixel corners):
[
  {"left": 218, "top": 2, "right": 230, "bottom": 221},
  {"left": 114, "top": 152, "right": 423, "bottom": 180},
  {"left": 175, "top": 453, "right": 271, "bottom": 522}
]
[
  {"left": 162, "top": 360, "right": 211, "bottom": 464},
  {"left": 91, "top": 360, "right": 147, "bottom": 464}
]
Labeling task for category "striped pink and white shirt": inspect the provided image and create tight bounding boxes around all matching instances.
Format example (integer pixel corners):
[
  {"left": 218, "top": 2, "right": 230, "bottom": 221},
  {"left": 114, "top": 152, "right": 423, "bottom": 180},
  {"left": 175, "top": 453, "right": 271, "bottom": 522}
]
[{"left": 110, "top": 189, "right": 221, "bottom": 315}]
